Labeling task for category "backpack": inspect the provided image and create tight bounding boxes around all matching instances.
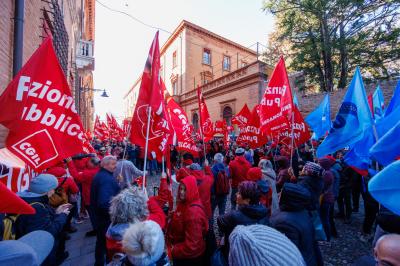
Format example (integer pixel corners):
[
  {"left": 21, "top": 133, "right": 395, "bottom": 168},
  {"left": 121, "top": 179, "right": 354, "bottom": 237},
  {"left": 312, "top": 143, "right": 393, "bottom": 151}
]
[
  {"left": 2, "top": 202, "right": 44, "bottom": 240},
  {"left": 215, "top": 170, "right": 229, "bottom": 196},
  {"left": 49, "top": 177, "right": 68, "bottom": 208}
]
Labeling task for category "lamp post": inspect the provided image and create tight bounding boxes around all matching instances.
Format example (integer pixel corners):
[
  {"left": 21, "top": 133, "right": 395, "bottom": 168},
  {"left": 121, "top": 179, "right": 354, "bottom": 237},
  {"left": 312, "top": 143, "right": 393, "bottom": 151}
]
[{"left": 78, "top": 86, "right": 109, "bottom": 129}]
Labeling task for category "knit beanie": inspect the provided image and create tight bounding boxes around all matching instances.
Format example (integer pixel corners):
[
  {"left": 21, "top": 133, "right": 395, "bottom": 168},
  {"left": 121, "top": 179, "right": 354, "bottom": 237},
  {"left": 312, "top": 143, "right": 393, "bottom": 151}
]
[
  {"left": 28, "top": 174, "right": 59, "bottom": 194},
  {"left": 229, "top": 224, "right": 306, "bottom": 266},
  {"left": 303, "top": 162, "right": 323, "bottom": 177},
  {"left": 123, "top": 220, "right": 165, "bottom": 266}
]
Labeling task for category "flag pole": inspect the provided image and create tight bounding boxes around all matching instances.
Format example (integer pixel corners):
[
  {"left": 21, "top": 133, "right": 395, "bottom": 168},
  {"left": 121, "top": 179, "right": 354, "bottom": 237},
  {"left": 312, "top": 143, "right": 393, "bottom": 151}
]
[
  {"left": 142, "top": 106, "right": 152, "bottom": 192},
  {"left": 289, "top": 111, "right": 295, "bottom": 168},
  {"left": 122, "top": 123, "right": 131, "bottom": 160},
  {"left": 162, "top": 155, "right": 165, "bottom": 174}
]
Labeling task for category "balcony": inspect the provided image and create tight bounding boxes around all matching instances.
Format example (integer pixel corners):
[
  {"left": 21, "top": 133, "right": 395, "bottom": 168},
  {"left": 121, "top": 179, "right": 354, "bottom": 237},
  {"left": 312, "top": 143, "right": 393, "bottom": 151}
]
[{"left": 76, "top": 40, "right": 95, "bottom": 72}]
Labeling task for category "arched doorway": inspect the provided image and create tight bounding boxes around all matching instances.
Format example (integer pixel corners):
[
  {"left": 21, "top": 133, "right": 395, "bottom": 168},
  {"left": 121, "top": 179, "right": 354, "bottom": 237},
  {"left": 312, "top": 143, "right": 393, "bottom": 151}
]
[
  {"left": 223, "top": 106, "right": 233, "bottom": 126},
  {"left": 192, "top": 113, "right": 199, "bottom": 131}
]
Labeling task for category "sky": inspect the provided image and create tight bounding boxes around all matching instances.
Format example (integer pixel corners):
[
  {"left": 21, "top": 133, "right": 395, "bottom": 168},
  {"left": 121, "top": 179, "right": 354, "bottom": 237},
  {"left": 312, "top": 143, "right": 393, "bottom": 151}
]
[{"left": 93, "top": 0, "right": 275, "bottom": 123}]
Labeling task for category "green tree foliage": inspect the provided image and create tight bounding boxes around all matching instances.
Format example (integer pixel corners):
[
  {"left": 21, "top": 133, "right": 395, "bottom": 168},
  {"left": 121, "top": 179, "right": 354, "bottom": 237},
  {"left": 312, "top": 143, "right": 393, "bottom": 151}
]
[{"left": 263, "top": 0, "right": 400, "bottom": 92}]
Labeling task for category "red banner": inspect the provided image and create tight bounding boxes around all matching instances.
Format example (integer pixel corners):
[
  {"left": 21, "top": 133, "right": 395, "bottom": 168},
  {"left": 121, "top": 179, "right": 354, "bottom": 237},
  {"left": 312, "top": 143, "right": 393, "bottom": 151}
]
[
  {"left": 0, "top": 38, "right": 91, "bottom": 170},
  {"left": 232, "top": 104, "right": 252, "bottom": 129},
  {"left": 259, "top": 57, "right": 294, "bottom": 134},
  {"left": 166, "top": 96, "right": 199, "bottom": 156},
  {"left": 197, "top": 87, "right": 214, "bottom": 142},
  {"left": 237, "top": 105, "right": 268, "bottom": 149},
  {"left": 277, "top": 106, "right": 311, "bottom": 148},
  {"left": 129, "top": 32, "right": 172, "bottom": 160}
]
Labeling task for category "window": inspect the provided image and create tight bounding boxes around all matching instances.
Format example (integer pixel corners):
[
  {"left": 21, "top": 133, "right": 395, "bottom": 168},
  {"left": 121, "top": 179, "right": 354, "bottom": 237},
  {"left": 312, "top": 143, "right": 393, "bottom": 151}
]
[
  {"left": 192, "top": 113, "right": 199, "bottom": 130},
  {"left": 172, "top": 51, "right": 177, "bottom": 68},
  {"left": 223, "top": 106, "right": 233, "bottom": 126},
  {"left": 172, "top": 80, "right": 178, "bottom": 95},
  {"left": 223, "top": 55, "right": 231, "bottom": 71},
  {"left": 203, "top": 48, "right": 211, "bottom": 65},
  {"left": 201, "top": 71, "right": 213, "bottom": 85}
]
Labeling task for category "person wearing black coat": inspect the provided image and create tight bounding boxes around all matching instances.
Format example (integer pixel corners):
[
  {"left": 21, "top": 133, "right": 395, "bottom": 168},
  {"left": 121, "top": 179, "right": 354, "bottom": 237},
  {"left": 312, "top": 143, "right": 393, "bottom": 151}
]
[
  {"left": 217, "top": 181, "right": 269, "bottom": 259},
  {"left": 271, "top": 183, "right": 318, "bottom": 266},
  {"left": 16, "top": 173, "right": 70, "bottom": 265},
  {"left": 90, "top": 155, "right": 120, "bottom": 266}
]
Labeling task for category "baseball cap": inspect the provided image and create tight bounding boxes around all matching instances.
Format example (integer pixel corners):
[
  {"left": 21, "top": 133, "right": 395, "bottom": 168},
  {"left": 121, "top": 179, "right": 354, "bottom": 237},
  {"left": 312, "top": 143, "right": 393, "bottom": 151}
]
[{"left": 0, "top": 230, "right": 54, "bottom": 266}]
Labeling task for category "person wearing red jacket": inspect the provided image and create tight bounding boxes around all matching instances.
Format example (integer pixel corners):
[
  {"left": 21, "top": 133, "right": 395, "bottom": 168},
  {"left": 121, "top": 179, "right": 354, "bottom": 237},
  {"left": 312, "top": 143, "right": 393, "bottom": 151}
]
[
  {"left": 188, "top": 162, "right": 213, "bottom": 219},
  {"left": 229, "top": 147, "right": 251, "bottom": 210},
  {"left": 166, "top": 175, "right": 208, "bottom": 266},
  {"left": 66, "top": 157, "right": 100, "bottom": 236}
]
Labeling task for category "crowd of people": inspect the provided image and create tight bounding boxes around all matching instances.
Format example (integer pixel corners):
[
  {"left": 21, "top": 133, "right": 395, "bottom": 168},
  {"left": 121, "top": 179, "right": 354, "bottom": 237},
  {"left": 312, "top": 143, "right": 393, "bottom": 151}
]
[{"left": 1, "top": 138, "right": 400, "bottom": 266}]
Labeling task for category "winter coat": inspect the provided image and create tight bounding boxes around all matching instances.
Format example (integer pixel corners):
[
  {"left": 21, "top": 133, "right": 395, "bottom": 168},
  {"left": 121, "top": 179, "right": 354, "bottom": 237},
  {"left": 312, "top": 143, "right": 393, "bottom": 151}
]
[
  {"left": 211, "top": 162, "right": 227, "bottom": 196},
  {"left": 298, "top": 175, "right": 324, "bottom": 210},
  {"left": 90, "top": 168, "right": 121, "bottom": 213},
  {"left": 189, "top": 167, "right": 213, "bottom": 219},
  {"left": 16, "top": 192, "right": 67, "bottom": 238},
  {"left": 166, "top": 176, "right": 208, "bottom": 260},
  {"left": 217, "top": 203, "right": 269, "bottom": 256},
  {"left": 275, "top": 156, "right": 290, "bottom": 192},
  {"left": 318, "top": 158, "right": 335, "bottom": 204},
  {"left": 262, "top": 172, "right": 279, "bottom": 215},
  {"left": 331, "top": 161, "right": 342, "bottom": 197},
  {"left": 56, "top": 176, "right": 79, "bottom": 196},
  {"left": 229, "top": 156, "right": 251, "bottom": 188},
  {"left": 68, "top": 161, "right": 99, "bottom": 206},
  {"left": 270, "top": 184, "right": 317, "bottom": 266},
  {"left": 113, "top": 160, "right": 143, "bottom": 189}
]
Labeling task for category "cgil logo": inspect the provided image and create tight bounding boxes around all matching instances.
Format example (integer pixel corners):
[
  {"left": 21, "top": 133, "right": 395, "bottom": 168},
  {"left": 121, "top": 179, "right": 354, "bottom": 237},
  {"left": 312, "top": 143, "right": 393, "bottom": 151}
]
[{"left": 11, "top": 129, "right": 59, "bottom": 168}]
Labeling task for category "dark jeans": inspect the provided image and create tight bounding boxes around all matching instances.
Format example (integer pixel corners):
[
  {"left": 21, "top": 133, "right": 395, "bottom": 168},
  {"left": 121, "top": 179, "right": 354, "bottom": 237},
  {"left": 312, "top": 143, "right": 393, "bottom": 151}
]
[
  {"left": 173, "top": 255, "right": 204, "bottom": 266},
  {"left": 352, "top": 175, "right": 362, "bottom": 211},
  {"left": 42, "top": 232, "right": 67, "bottom": 266},
  {"left": 337, "top": 187, "right": 352, "bottom": 219},
  {"left": 230, "top": 187, "right": 238, "bottom": 210},
  {"left": 95, "top": 210, "right": 111, "bottom": 266},
  {"left": 211, "top": 194, "right": 228, "bottom": 217},
  {"left": 86, "top": 205, "right": 97, "bottom": 231},
  {"left": 329, "top": 202, "right": 338, "bottom": 237},
  {"left": 320, "top": 202, "right": 333, "bottom": 241},
  {"left": 362, "top": 192, "right": 379, "bottom": 234}
]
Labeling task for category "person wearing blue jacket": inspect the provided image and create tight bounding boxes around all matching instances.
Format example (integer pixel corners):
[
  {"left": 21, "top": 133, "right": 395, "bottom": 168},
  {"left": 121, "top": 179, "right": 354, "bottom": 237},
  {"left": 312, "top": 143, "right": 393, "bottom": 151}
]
[
  {"left": 211, "top": 153, "right": 229, "bottom": 218},
  {"left": 90, "top": 155, "right": 120, "bottom": 266}
]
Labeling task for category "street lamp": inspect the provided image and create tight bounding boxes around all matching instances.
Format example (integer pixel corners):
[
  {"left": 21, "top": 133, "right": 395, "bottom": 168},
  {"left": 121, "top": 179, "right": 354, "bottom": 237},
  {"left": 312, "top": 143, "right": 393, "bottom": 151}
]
[{"left": 80, "top": 87, "right": 109, "bottom": 97}]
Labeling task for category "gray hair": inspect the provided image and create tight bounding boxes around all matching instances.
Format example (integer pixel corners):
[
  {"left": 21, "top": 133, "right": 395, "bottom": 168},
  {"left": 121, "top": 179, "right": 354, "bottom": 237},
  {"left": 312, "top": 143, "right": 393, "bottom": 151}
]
[
  {"left": 100, "top": 155, "right": 117, "bottom": 168},
  {"left": 258, "top": 159, "right": 273, "bottom": 171},
  {"left": 214, "top": 153, "right": 224, "bottom": 164},
  {"left": 109, "top": 187, "right": 149, "bottom": 224}
]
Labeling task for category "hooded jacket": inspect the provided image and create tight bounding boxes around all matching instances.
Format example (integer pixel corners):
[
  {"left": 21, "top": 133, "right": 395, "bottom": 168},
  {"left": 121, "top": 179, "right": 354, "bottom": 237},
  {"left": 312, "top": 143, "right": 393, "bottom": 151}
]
[
  {"left": 318, "top": 158, "right": 335, "bottom": 204},
  {"left": 229, "top": 156, "right": 251, "bottom": 188},
  {"left": 16, "top": 192, "right": 67, "bottom": 238},
  {"left": 211, "top": 162, "right": 227, "bottom": 195},
  {"left": 270, "top": 184, "right": 317, "bottom": 266},
  {"left": 68, "top": 161, "right": 99, "bottom": 206},
  {"left": 166, "top": 176, "right": 208, "bottom": 259},
  {"left": 189, "top": 164, "right": 213, "bottom": 219}
]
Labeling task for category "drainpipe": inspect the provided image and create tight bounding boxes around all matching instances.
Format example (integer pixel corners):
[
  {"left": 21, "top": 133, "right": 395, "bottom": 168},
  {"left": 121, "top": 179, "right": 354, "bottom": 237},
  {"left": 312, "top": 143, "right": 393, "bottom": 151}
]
[{"left": 12, "top": 0, "right": 24, "bottom": 77}]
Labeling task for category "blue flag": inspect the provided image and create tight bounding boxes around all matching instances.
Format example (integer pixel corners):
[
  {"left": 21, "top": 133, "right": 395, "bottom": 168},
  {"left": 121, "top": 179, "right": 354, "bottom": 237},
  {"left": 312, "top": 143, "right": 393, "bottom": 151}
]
[
  {"left": 373, "top": 86, "right": 385, "bottom": 119},
  {"left": 370, "top": 119, "right": 400, "bottom": 166},
  {"left": 305, "top": 94, "right": 331, "bottom": 140},
  {"left": 293, "top": 92, "right": 300, "bottom": 108},
  {"left": 369, "top": 160, "right": 400, "bottom": 215},
  {"left": 317, "top": 67, "right": 373, "bottom": 158},
  {"left": 384, "top": 80, "right": 400, "bottom": 117}
]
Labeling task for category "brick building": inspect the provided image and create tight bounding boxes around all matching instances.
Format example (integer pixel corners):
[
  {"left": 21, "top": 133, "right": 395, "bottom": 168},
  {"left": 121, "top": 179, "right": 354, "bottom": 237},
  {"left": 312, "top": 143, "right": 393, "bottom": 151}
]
[
  {"left": 0, "top": 0, "right": 95, "bottom": 148},
  {"left": 124, "top": 20, "right": 274, "bottom": 131}
]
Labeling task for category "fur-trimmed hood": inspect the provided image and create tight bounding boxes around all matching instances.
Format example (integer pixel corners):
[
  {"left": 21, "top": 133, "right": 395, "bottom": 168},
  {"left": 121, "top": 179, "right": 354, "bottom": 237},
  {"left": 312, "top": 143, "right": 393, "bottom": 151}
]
[{"left": 123, "top": 220, "right": 164, "bottom": 266}]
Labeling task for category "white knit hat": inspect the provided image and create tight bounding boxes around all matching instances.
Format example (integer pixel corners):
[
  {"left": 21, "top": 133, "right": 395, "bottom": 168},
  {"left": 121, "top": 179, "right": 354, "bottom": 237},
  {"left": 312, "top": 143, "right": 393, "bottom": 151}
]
[{"left": 229, "top": 224, "right": 306, "bottom": 266}]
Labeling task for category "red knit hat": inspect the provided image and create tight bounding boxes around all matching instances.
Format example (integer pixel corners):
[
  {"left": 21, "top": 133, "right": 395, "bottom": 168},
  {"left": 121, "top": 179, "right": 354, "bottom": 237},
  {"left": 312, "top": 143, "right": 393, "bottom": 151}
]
[
  {"left": 46, "top": 167, "right": 67, "bottom": 177},
  {"left": 246, "top": 167, "right": 262, "bottom": 182}
]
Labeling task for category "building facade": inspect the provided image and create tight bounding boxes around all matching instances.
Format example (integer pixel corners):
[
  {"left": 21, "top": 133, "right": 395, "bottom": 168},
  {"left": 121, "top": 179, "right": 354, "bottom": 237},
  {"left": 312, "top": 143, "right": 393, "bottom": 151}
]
[
  {"left": 0, "top": 0, "right": 95, "bottom": 148},
  {"left": 124, "top": 20, "right": 273, "bottom": 131}
]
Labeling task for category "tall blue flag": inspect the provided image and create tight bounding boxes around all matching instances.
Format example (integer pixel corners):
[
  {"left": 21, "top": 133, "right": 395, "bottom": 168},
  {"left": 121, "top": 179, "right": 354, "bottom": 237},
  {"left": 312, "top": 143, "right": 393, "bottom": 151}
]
[
  {"left": 293, "top": 92, "right": 300, "bottom": 108},
  {"left": 384, "top": 80, "right": 400, "bottom": 117},
  {"left": 373, "top": 86, "right": 385, "bottom": 119},
  {"left": 317, "top": 67, "right": 373, "bottom": 158},
  {"left": 369, "top": 160, "right": 400, "bottom": 215},
  {"left": 370, "top": 119, "right": 400, "bottom": 166},
  {"left": 305, "top": 94, "right": 331, "bottom": 140}
]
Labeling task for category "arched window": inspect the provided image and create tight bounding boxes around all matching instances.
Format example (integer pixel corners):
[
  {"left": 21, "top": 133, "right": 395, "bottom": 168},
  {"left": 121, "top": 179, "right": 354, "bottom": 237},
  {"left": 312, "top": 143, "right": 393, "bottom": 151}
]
[
  {"left": 223, "top": 106, "right": 233, "bottom": 126},
  {"left": 192, "top": 113, "right": 199, "bottom": 131}
]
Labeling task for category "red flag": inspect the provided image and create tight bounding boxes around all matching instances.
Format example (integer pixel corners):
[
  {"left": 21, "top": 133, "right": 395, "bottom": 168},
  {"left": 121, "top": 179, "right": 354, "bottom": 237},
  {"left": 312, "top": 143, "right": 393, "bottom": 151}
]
[
  {"left": 259, "top": 57, "right": 294, "bottom": 134},
  {"left": 197, "top": 87, "right": 214, "bottom": 142},
  {"left": 0, "top": 182, "right": 35, "bottom": 214},
  {"left": 0, "top": 38, "right": 90, "bottom": 170},
  {"left": 166, "top": 96, "right": 199, "bottom": 156},
  {"left": 232, "top": 104, "right": 252, "bottom": 129},
  {"left": 122, "top": 119, "right": 130, "bottom": 134},
  {"left": 129, "top": 32, "right": 171, "bottom": 160},
  {"left": 278, "top": 106, "right": 311, "bottom": 148},
  {"left": 94, "top": 115, "right": 105, "bottom": 140},
  {"left": 236, "top": 105, "right": 268, "bottom": 149},
  {"left": 368, "top": 93, "right": 374, "bottom": 119}
]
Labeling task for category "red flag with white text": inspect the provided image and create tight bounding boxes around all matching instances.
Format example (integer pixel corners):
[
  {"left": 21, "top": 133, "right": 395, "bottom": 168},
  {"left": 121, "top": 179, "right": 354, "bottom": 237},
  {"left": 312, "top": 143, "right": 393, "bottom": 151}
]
[
  {"left": 129, "top": 32, "right": 171, "bottom": 160},
  {"left": 236, "top": 105, "right": 268, "bottom": 149},
  {"left": 232, "top": 104, "right": 252, "bottom": 129},
  {"left": 0, "top": 38, "right": 90, "bottom": 170},
  {"left": 197, "top": 87, "right": 214, "bottom": 142},
  {"left": 278, "top": 106, "right": 311, "bottom": 148},
  {"left": 259, "top": 57, "right": 294, "bottom": 134}
]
